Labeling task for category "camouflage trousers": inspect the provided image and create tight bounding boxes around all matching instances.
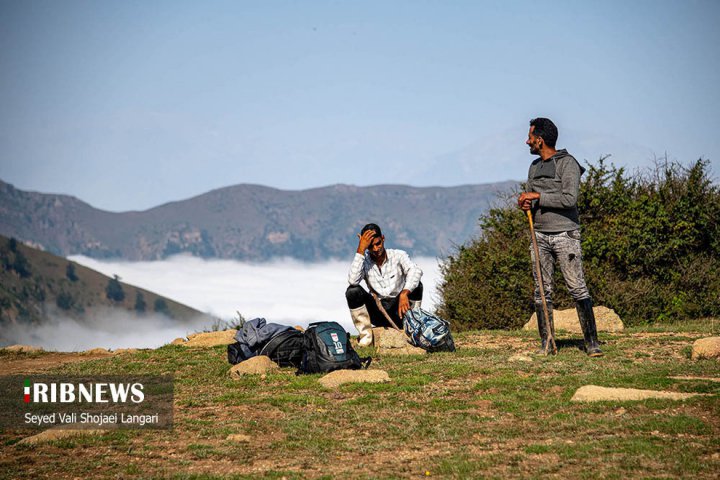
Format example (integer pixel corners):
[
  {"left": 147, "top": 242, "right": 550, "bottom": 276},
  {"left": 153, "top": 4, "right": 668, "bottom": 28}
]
[{"left": 530, "top": 230, "right": 591, "bottom": 305}]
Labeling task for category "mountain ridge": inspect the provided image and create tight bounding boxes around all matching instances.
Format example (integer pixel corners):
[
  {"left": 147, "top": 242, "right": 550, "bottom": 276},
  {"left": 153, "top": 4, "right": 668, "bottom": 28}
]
[{"left": 0, "top": 178, "right": 519, "bottom": 261}]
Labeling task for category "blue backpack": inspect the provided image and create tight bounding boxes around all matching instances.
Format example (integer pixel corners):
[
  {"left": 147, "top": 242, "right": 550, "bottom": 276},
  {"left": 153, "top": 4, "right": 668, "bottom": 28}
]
[{"left": 403, "top": 309, "right": 456, "bottom": 352}]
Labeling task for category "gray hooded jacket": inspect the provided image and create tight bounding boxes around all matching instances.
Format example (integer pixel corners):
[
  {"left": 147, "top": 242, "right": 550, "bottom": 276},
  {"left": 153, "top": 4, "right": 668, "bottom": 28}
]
[
  {"left": 234, "top": 317, "right": 293, "bottom": 360},
  {"left": 526, "top": 149, "right": 585, "bottom": 232}
]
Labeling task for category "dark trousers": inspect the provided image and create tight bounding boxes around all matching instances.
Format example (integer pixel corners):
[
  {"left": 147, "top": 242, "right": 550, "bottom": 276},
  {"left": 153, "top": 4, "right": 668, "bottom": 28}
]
[{"left": 345, "top": 283, "right": 423, "bottom": 328}]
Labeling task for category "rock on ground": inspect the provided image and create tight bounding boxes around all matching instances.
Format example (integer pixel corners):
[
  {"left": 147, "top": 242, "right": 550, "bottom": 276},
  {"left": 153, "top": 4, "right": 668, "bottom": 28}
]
[
  {"left": 372, "top": 327, "right": 408, "bottom": 348},
  {"left": 19, "top": 425, "right": 106, "bottom": 445},
  {"left": 571, "top": 385, "right": 701, "bottom": 402},
  {"left": 381, "top": 346, "right": 427, "bottom": 356},
  {"left": 113, "top": 348, "right": 139, "bottom": 355},
  {"left": 2, "top": 345, "right": 44, "bottom": 353},
  {"left": 229, "top": 356, "right": 279, "bottom": 378},
  {"left": 508, "top": 354, "right": 533, "bottom": 363},
  {"left": 372, "top": 328, "right": 426, "bottom": 355},
  {"left": 82, "top": 348, "right": 111, "bottom": 355},
  {"left": 524, "top": 306, "right": 624, "bottom": 333},
  {"left": 691, "top": 337, "right": 720, "bottom": 360},
  {"left": 182, "top": 329, "right": 236, "bottom": 347},
  {"left": 318, "top": 369, "right": 391, "bottom": 388},
  {"left": 226, "top": 434, "right": 252, "bottom": 442}
]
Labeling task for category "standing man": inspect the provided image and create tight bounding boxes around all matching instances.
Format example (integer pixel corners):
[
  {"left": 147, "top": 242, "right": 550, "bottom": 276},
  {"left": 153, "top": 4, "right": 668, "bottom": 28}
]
[
  {"left": 346, "top": 223, "right": 423, "bottom": 346},
  {"left": 518, "top": 118, "right": 603, "bottom": 357}
]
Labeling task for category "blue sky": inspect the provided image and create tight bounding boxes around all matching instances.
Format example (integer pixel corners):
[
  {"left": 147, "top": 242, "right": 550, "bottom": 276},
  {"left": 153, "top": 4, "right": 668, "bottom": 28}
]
[{"left": 1, "top": 0, "right": 718, "bottom": 211}]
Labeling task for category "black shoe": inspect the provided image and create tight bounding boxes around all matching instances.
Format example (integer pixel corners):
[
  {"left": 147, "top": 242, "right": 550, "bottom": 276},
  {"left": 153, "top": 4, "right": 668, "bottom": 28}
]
[{"left": 576, "top": 298, "right": 604, "bottom": 357}]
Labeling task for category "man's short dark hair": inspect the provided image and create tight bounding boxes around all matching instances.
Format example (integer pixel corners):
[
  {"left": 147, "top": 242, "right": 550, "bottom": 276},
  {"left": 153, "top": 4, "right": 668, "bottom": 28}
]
[
  {"left": 529, "top": 118, "right": 558, "bottom": 148},
  {"left": 361, "top": 223, "right": 382, "bottom": 238}
]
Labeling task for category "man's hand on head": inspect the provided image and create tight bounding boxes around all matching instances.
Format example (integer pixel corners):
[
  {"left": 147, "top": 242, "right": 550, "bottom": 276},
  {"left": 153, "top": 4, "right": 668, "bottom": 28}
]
[
  {"left": 357, "top": 230, "right": 376, "bottom": 255},
  {"left": 518, "top": 192, "right": 540, "bottom": 211}
]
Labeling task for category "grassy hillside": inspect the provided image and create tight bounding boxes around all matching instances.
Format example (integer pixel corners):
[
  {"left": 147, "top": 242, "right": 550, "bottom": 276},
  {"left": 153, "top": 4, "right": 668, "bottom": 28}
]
[
  {"left": 0, "top": 322, "right": 718, "bottom": 478},
  {"left": 0, "top": 235, "right": 213, "bottom": 336}
]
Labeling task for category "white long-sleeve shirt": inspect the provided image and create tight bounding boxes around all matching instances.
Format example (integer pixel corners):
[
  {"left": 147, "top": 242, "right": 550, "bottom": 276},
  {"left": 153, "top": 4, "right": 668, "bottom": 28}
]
[{"left": 347, "top": 249, "right": 423, "bottom": 299}]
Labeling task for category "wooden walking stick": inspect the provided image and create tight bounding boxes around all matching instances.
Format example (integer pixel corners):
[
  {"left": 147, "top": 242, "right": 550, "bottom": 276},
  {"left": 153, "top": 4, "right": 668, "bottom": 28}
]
[
  {"left": 526, "top": 210, "right": 557, "bottom": 355},
  {"left": 371, "top": 291, "right": 402, "bottom": 331}
]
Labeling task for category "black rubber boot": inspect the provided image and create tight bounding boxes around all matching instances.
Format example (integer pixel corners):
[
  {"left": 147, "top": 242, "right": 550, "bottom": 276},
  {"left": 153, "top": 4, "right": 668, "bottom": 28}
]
[
  {"left": 576, "top": 298, "right": 603, "bottom": 357},
  {"left": 535, "top": 302, "right": 556, "bottom": 355}
]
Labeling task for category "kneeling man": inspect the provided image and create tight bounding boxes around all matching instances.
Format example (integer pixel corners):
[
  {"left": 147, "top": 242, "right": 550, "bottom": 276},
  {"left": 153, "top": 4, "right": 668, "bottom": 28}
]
[{"left": 346, "top": 223, "right": 423, "bottom": 346}]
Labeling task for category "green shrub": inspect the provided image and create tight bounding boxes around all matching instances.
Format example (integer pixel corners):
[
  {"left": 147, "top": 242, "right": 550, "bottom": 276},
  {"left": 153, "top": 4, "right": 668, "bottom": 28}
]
[{"left": 438, "top": 158, "right": 720, "bottom": 329}]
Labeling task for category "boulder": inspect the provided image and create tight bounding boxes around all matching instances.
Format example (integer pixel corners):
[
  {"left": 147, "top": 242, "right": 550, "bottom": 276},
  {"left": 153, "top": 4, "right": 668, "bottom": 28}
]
[
  {"left": 229, "top": 356, "right": 279, "bottom": 378},
  {"left": 82, "top": 348, "right": 111, "bottom": 355},
  {"left": 373, "top": 327, "right": 408, "bottom": 348},
  {"left": 691, "top": 337, "right": 720, "bottom": 360},
  {"left": 2, "top": 344, "right": 44, "bottom": 353},
  {"left": 318, "top": 369, "right": 391, "bottom": 388},
  {"left": 372, "top": 327, "right": 426, "bottom": 355},
  {"left": 523, "top": 306, "right": 624, "bottom": 333},
  {"left": 571, "top": 385, "right": 701, "bottom": 402},
  {"left": 381, "top": 346, "right": 428, "bottom": 356},
  {"left": 183, "top": 329, "right": 236, "bottom": 347}
]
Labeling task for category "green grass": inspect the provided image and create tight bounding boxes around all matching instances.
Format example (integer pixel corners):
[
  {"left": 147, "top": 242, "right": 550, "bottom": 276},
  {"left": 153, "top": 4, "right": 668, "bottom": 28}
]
[{"left": 1, "top": 324, "right": 719, "bottom": 479}]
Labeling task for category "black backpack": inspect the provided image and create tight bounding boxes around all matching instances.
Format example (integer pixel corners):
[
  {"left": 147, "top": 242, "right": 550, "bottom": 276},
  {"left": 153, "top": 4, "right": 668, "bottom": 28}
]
[
  {"left": 298, "top": 321, "right": 371, "bottom": 375},
  {"left": 259, "top": 329, "right": 305, "bottom": 368},
  {"left": 227, "top": 342, "right": 245, "bottom": 365}
]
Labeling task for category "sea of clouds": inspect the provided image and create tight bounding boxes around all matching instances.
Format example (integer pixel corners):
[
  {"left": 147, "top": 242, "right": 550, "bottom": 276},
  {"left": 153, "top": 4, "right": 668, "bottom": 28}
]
[
  {"left": 1, "top": 308, "right": 211, "bottom": 352},
  {"left": 11, "top": 255, "right": 442, "bottom": 351}
]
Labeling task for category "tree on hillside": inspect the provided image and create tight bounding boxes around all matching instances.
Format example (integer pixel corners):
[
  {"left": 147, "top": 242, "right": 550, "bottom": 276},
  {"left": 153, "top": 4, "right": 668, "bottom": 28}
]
[
  {"left": 105, "top": 274, "right": 125, "bottom": 302},
  {"left": 3, "top": 237, "right": 31, "bottom": 277},
  {"left": 65, "top": 262, "right": 79, "bottom": 282},
  {"left": 56, "top": 292, "right": 74, "bottom": 310},
  {"left": 134, "top": 291, "right": 146, "bottom": 313},
  {"left": 11, "top": 250, "right": 31, "bottom": 278},
  {"left": 1, "top": 250, "right": 10, "bottom": 272},
  {"left": 438, "top": 158, "right": 720, "bottom": 329},
  {"left": 153, "top": 298, "right": 172, "bottom": 317}
]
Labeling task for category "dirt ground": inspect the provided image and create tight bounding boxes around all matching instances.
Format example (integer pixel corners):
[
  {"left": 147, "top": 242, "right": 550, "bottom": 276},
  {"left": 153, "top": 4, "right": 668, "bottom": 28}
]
[
  {"left": 0, "top": 352, "right": 114, "bottom": 375},
  {"left": 1, "top": 327, "right": 718, "bottom": 479},
  {"left": 0, "top": 329, "right": 706, "bottom": 375}
]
